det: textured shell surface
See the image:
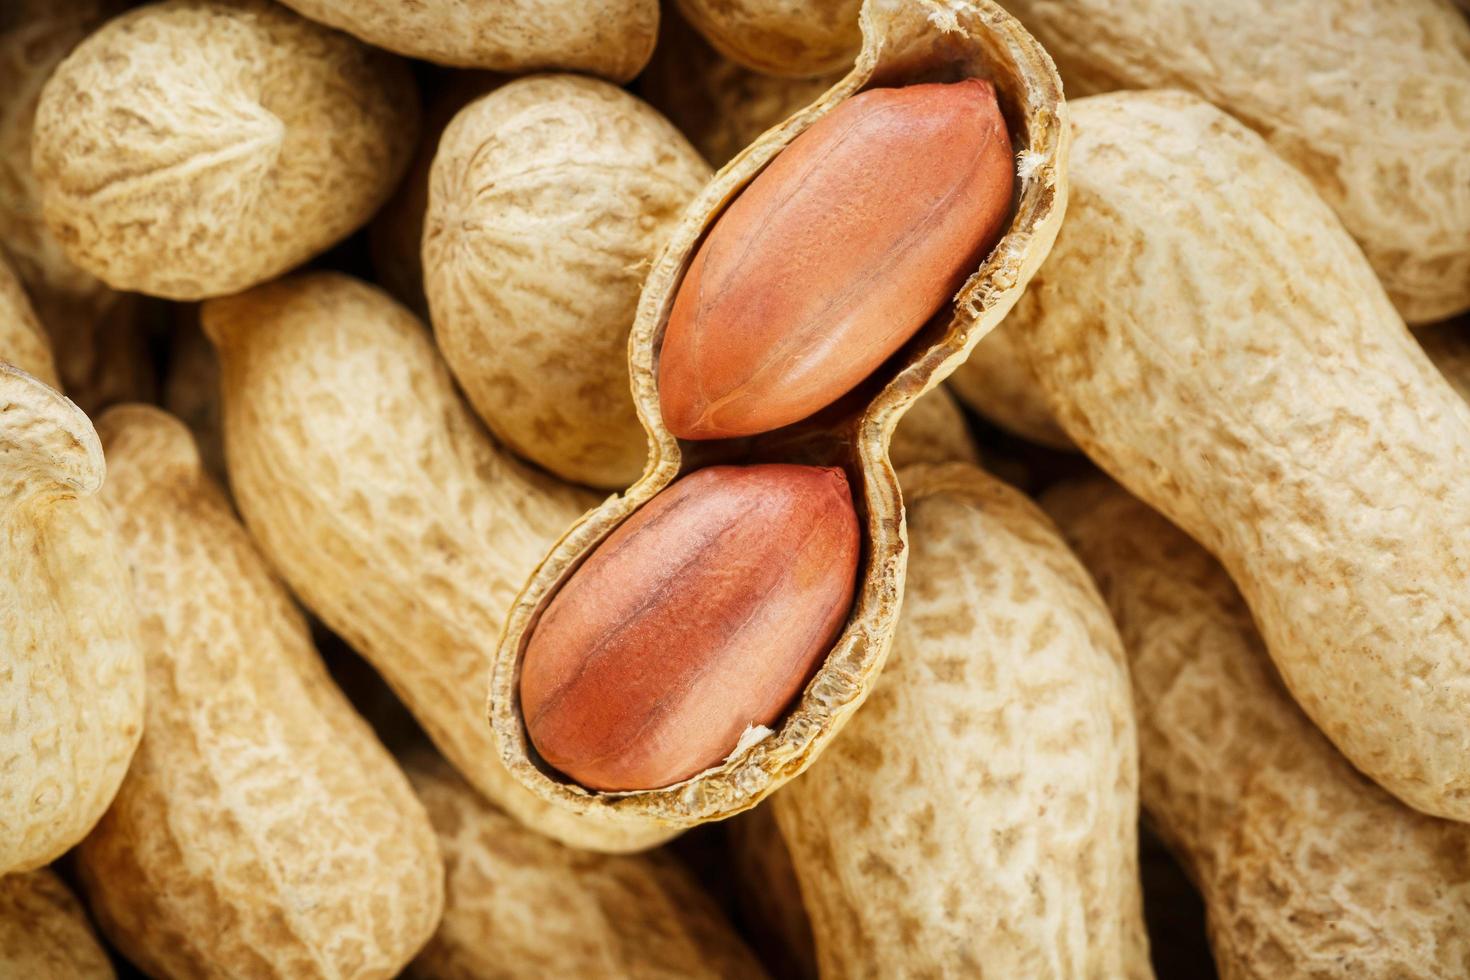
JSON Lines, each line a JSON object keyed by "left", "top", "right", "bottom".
{"left": 424, "top": 74, "right": 711, "bottom": 489}
{"left": 641, "top": 9, "right": 843, "bottom": 169}
{"left": 674, "top": 0, "right": 862, "bottom": 77}
{"left": 274, "top": 0, "right": 657, "bottom": 79}
{"left": 1019, "top": 90, "right": 1470, "bottom": 822}
{"left": 0, "top": 252, "right": 59, "bottom": 386}
{"left": 204, "top": 272, "right": 671, "bottom": 853}
{"left": 950, "top": 316, "right": 1073, "bottom": 450}
{"left": 774, "top": 462, "right": 1151, "bottom": 979}
{"left": 404, "top": 752, "right": 766, "bottom": 979}
{"left": 80, "top": 405, "right": 444, "bottom": 980}
{"left": 491, "top": 0, "right": 1070, "bottom": 833}
{"left": 0, "top": 868, "right": 115, "bottom": 979}
{"left": 0, "top": 363, "right": 144, "bottom": 875}
{"left": 1048, "top": 476, "right": 1470, "bottom": 979}
{"left": 1000, "top": 0, "right": 1470, "bottom": 324}
{"left": 30, "top": 0, "right": 418, "bottom": 300}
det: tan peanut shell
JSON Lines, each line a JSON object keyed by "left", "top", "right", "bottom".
{"left": 80, "top": 405, "right": 443, "bottom": 979}
{"left": 274, "top": 0, "right": 656, "bottom": 80}
{"left": 1048, "top": 476, "right": 1470, "bottom": 978}
{"left": 641, "top": 9, "right": 842, "bottom": 169}
{"left": 885, "top": 384, "right": 980, "bottom": 470}
{"left": 491, "top": 0, "right": 1069, "bottom": 832}
{"left": 0, "top": 252, "right": 59, "bottom": 385}
{"left": 674, "top": 0, "right": 861, "bottom": 77}
{"left": 1016, "top": 91, "right": 1470, "bottom": 821}
{"left": 424, "top": 74, "right": 711, "bottom": 489}
{"left": 403, "top": 750, "right": 766, "bottom": 979}
{"left": 950, "top": 319, "right": 1073, "bottom": 450}
{"left": 773, "top": 462, "right": 1151, "bottom": 978}
{"left": 204, "top": 272, "right": 673, "bottom": 853}
{"left": 999, "top": 0, "right": 1470, "bottom": 324}
{"left": 0, "top": 364, "right": 144, "bottom": 875}
{"left": 0, "top": 868, "right": 114, "bottom": 979}
{"left": 31, "top": 0, "right": 418, "bottom": 301}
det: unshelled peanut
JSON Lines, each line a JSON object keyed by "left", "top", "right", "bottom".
{"left": 659, "top": 80, "right": 1014, "bottom": 440}
{"left": 522, "top": 463, "right": 860, "bottom": 791}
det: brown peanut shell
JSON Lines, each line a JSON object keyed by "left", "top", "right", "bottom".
{"left": 774, "top": 463, "right": 1151, "bottom": 978}
{"left": 1017, "top": 91, "right": 1470, "bottom": 821}
{"left": 81, "top": 405, "right": 444, "bottom": 979}
{"left": 1048, "top": 476, "right": 1470, "bottom": 979}
{"left": 0, "top": 252, "right": 58, "bottom": 386}
{"left": 0, "top": 868, "right": 114, "bottom": 979}
{"left": 0, "top": 363, "right": 144, "bottom": 874}
{"left": 404, "top": 750, "right": 766, "bottom": 979}
{"left": 999, "top": 0, "right": 1470, "bottom": 324}
{"left": 205, "top": 272, "right": 673, "bottom": 853}
{"left": 275, "top": 0, "right": 657, "bottom": 80}
{"left": 673, "top": 0, "right": 861, "bottom": 78}
{"left": 424, "top": 74, "right": 711, "bottom": 489}
{"left": 491, "top": 0, "right": 1068, "bottom": 831}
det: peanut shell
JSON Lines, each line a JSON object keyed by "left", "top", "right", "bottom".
{"left": 424, "top": 74, "right": 710, "bottom": 489}
{"left": 999, "top": 0, "right": 1470, "bottom": 324}
{"left": 774, "top": 462, "right": 1151, "bottom": 978}
{"left": 80, "top": 405, "right": 444, "bottom": 979}
{"left": 1018, "top": 91, "right": 1470, "bottom": 821}
{"left": 950, "top": 318, "right": 1073, "bottom": 450}
{"left": 205, "top": 272, "right": 673, "bottom": 852}
{"left": 0, "top": 363, "right": 144, "bottom": 874}
{"left": 886, "top": 383, "right": 980, "bottom": 470}
{"left": 1048, "top": 475, "right": 1470, "bottom": 978}
{"left": 0, "top": 868, "right": 114, "bottom": 979}
{"left": 31, "top": 0, "right": 418, "bottom": 300}
{"left": 674, "top": 0, "right": 861, "bottom": 77}
{"left": 404, "top": 751, "right": 766, "bottom": 979}
{"left": 491, "top": 0, "right": 1068, "bottom": 831}
{"left": 0, "top": 252, "right": 58, "bottom": 386}
{"left": 274, "top": 0, "right": 657, "bottom": 80}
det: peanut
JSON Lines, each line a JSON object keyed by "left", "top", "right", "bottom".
{"left": 0, "top": 869, "right": 114, "bottom": 979}
{"left": 886, "top": 384, "right": 981, "bottom": 470}
{"left": 0, "top": 362, "right": 144, "bottom": 875}
{"left": 1048, "top": 475, "right": 1470, "bottom": 978}
{"left": 999, "top": 0, "right": 1470, "bottom": 324}
{"left": 424, "top": 75, "right": 710, "bottom": 488}
{"left": 522, "top": 463, "right": 860, "bottom": 791}
{"left": 81, "top": 405, "right": 443, "bottom": 979}
{"left": 674, "top": 0, "right": 860, "bottom": 77}
{"left": 490, "top": 0, "right": 1068, "bottom": 829}
{"left": 774, "top": 463, "right": 1151, "bottom": 978}
{"left": 642, "top": 8, "right": 842, "bottom": 168}
{"left": 404, "top": 750, "right": 767, "bottom": 979}
{"left": 658, "top": 80, "right": 1014, "bottom": 440}
{"left": 31, "top": 0, "right": 418, "bottom": 300}
{"left": 274, "top": 0, "right": 657, "bottom": 81}
{"left": 1016, "top": 91, "right": 1470, "bottom": 821}
{"left": 203, "top": 272, "right": 671, "bottom": 852}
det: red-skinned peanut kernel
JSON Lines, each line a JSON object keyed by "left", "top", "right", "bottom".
{"left": 520, "top": 463, "right": 862, "bottom": 791}
{"left": 658, "top": 79, "right": 1015, "bottom": 440}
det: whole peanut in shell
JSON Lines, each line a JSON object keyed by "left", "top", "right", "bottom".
{"left": 999, "top": 0, "right": 1470, "bottom": 324}
{"left": 30, "top": 0, "right": 418, "bottom": 301}
{"left": 0, "top": 363, "right": 144, "bottom": 876}
{"left": 424, "top": 74, "right": 710, "bottom": 489}
{"left": 274, "top": 0, "right": 657, "bottom": 80}
{"left": 0, "top": 869, "right": 114, "bottom": 979}
{"left": 658, "top": 79, "right": 1015, "bottom": 440}
{"left": 81, "top": 405, "right": 444, "bottom": 980}
{"left": 404, "top": 751, "right": 767, "bottom": 979}
{"left": 521, "top": 463, "right": 860, "bottom": 791}
{"left": 774, "top": 463, "right": 1151, "bottom": 978}
{"left": 204, "top": 272, "right": 671, "bottom": 852}
{"left": 1049, "top": 476, "right": 1470, "bottom": 978}
{"left": 1016, "top": 91, "right": 1470, "bottom": 821}
{"left": 674, "top": 0, "right": 860, "bottom": 77}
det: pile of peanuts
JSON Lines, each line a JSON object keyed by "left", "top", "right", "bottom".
{"left": 3, "top": 0, "right": 1468, "bottom": 977}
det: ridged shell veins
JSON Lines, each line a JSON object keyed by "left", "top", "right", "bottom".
{"left": 658, "top": 79, "right": 1015, "bottom": 440}
{"left": 520, "top": 463, "right": 861, "bottom": 791}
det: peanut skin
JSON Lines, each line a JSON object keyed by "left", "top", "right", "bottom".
{"left": 521, "top": 463, "right": 860, "bottom": 791}
{"left": 658, "top": 80, "right": 1014, "bottom": 439}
